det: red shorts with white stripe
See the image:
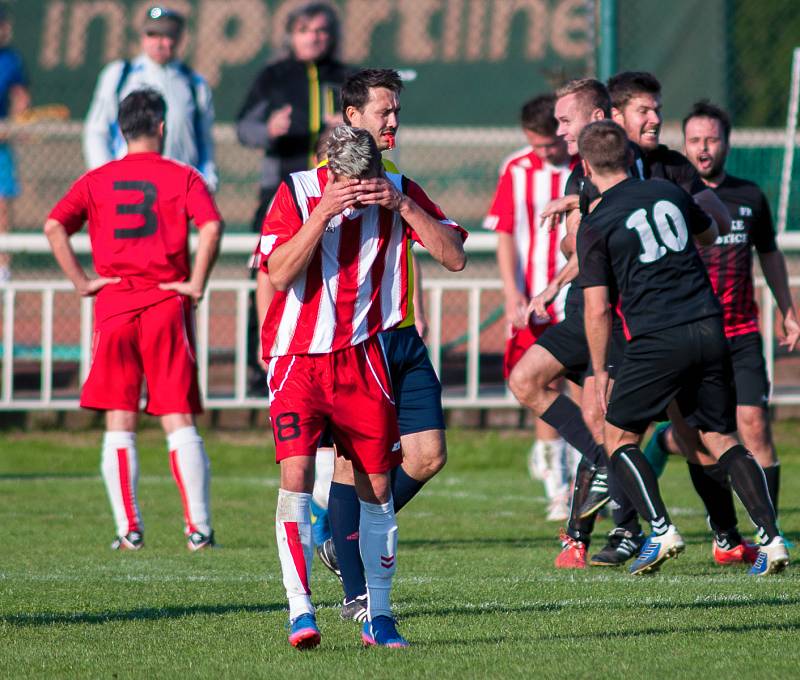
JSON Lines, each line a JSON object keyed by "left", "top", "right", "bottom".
{"left": 503, "top": 320, "right": 554, "bottom": 379}
{"left": 267, "top": 335, "right": 402, "bottom": 474}
{"left": 80, "top": 296, "right": 202, "bottom": 415}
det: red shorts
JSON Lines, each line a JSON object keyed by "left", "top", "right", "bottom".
{"left": 503, "top": 320, "right": 553, "bottom": 379}
{"left": 81, "top": 296, "right": 202, "bottom": 415}
{"left": 267, "top": 335, "right": 402, "bottom": 474}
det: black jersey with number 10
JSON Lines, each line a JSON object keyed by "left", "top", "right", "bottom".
{"left": 576, "top": 177, "right": 722, "bottom": 339}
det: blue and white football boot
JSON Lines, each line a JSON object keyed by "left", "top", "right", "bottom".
{"left": 629, "top": 525, "right": 685, "bottom": 575}
{"left": 749, "top": 536, "right": 789, "bottom": 576}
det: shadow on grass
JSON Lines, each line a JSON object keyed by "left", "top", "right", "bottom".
{"left": 543, "top": 619, "right": 800, "bottom": 642}
{"left": 3, "top": 602, "right": 289, "bottom": 627}
{"left": 400, "top": 536, "right": 565, "bottom": 550}
{"left": 411, "top": 620, "right": 800, "bottom": 648}
{"left": 401, "top": 595, "right": 800, "bottom": 620}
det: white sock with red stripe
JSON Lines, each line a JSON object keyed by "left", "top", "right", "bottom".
{"left": 359, "top": 498, "right": 397, "bottom": 620}
{"left": 312, "top": 447, "right": 335, "bottom": 510}
{"left": 276, "top": 489, "right": 315, "bottom": 620}
{"left": 101, "top": 431, "right": 141, "bottom": 537}
{"left": 167, "top": 427, "right": 211, "bottom": 536}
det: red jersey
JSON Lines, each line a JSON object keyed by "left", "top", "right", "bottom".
{"left": 259, "top": 166, "right": 465, "bottom": 358}
{"left": 49, "top": 152, "right": 221, "bottom": 325}
{"left": 697, "top": 175, "right": 777, "bottom": 337}
{"left": 483, "top": 147, "right": 578, "bottom": 322}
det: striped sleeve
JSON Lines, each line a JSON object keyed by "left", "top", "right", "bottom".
{"left": 483, "top": 169, "right": 515, "bottom": 233}
{"left": 259, "top": 181, "right": 302, "bottom": 271}
{"left": 403, "top": 177, "right": 467, "bottom": 244}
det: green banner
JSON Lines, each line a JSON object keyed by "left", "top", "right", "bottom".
{"left": 13, "top": 0, "right": 594, "bottom": 125}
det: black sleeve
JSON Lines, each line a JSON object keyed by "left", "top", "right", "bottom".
{"left": 685, "top": 191, "right": 713, "bottom": 235}
{"left": 752, "top": 189, "right": 778, "bottom": 253}
{"left": 668, "top": 156, "right": 706, "bottom": 195}
{"left": 576, "top": 224, "right": 612, "bottom": 288}
{"left": 236, "top": 67, "right": 272, "bottom": 121}
{"left": 566, "top": 166, "right": 600, "bottom": 215}
{"left": 565, "top": 166, "right": 582, "bottom": 196}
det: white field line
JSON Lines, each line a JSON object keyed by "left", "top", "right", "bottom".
{"left": 0, "top": 475, "right": 280, "bottom": 486}
{"left": 1, "top": 569, "right": 785, "bottom": 589}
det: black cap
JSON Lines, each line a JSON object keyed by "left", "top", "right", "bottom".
{"left": 143, "top": 6, "right": 185, "bottom": 38}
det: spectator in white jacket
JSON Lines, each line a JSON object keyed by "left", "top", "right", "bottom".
{"left": 83, "top": 6, "right": 217, "bottom": 191}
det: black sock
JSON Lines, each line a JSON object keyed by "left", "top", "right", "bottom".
{"left": 566, "top": 458, "right": 596, "bottom": 545}
{"left": 609, "top": 464, "right": 642, "bottom": 534}
{"left": 540, "top": 395, "right": 606, "bottom": 467}
{"left": 713, "top": 528, "right": 744, "bottom": 550}
{"left": 687, "top": 462, "right": 738, "bottom": 533}
{"left": 328, "top": 482, "right": 366, "bottom": 600}
{"left": 391, "top": 465, "right": 426, "bottom": 513}
{"left": 763, "top": 463, "right": 780, "bottom": 516}
{"left": 609, "top": 445, "right": 671, "bottom": 533}
{"left": 610, "top": 495, "right": 643, "bottom": 534}
{"left": 718, "top": 445, "right": 779, "bottom": 543}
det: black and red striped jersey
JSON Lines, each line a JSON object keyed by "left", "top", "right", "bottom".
{"left": 696, "top": 174, "right": 777, "bottom": 337}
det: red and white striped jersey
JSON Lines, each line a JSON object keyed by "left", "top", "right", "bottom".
{"left": 259, "top": 165, "right": 465, "bottom": 357}
{"left": 483, "top": 147, "right": 578, "bottom": 321}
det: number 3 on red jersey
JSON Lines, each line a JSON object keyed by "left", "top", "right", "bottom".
{"left": 114, "top": 180, "right": 158, "bottom": 239}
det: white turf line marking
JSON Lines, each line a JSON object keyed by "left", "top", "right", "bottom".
{"left": 1, "top": 570, "right": 788, "bottom": 588}
{"left": 0, "top": 476, "right": 280, "bottom": 487}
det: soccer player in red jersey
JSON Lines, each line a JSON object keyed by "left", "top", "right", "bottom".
{"left": 44, "top": 89, "right": 223, "bottom": 552}
{"left": 259, "top": 125, "right": 465, "bottom": 649}
{"left": 307, "top": 70, "right": 465, "bottom": 626}
{"left": 484, "top": 93, "right": 579, "bottom": 520}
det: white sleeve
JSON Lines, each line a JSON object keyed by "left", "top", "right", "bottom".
{"left": 82, "top": 61, "right": 124, "bottom": 169}
{"left": 195, "top": 76, "right": 218, "bottom": 192}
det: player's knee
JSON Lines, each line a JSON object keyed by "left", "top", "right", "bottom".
{"left": 738, "top": 407, "right": 768, "bottom": 440}
{"left": 509, "top": 364, "right": 545, "bottom": 405}
{"left": 420, "top": 446, "right": 447, "bottom": 477}
{"left": 280, "top": 457, "right": 315, "bottom": 492}
{"left": 581, "top": 402, "right": 603, "bottom": 440}
{"left": 400, "top": 430, "right": 447, "bottom": 479}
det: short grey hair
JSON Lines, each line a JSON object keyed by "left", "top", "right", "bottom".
{"left": 326, "top": 126, "right": 383, "bottom": 179}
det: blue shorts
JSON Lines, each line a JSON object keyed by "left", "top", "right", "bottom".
{"left": 379, "top": 325, "right": 445, "bottom": 435}
{"left": 0, "top": 144, "right": 19, "bottom": 198}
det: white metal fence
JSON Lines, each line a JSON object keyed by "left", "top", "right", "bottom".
{"left": 2, "top": 234, "right": 800, "bottom": 411}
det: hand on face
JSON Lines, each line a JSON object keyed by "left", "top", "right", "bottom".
{"left": 317, "top": 176, "right": 361, "bottom": 220}
{"left": 352, "top": 177, "right": 404, "bottom": 211}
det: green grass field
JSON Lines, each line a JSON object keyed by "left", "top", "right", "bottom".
{"left": 1, "top": 422, "right": 799, "bottom": 678}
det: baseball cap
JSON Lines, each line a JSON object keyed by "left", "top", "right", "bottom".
{"left": 142, "top": 6, "right": 185, "bottom": 38}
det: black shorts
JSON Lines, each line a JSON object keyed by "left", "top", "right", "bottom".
{"left": 606, "top": 316, "right": 737, "bottom": 435}
{"left": 535, "top": 309, "right": 626, "bottom": 386}
{"left": 729, "top": 331, "right": 770, "bottom": 407}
